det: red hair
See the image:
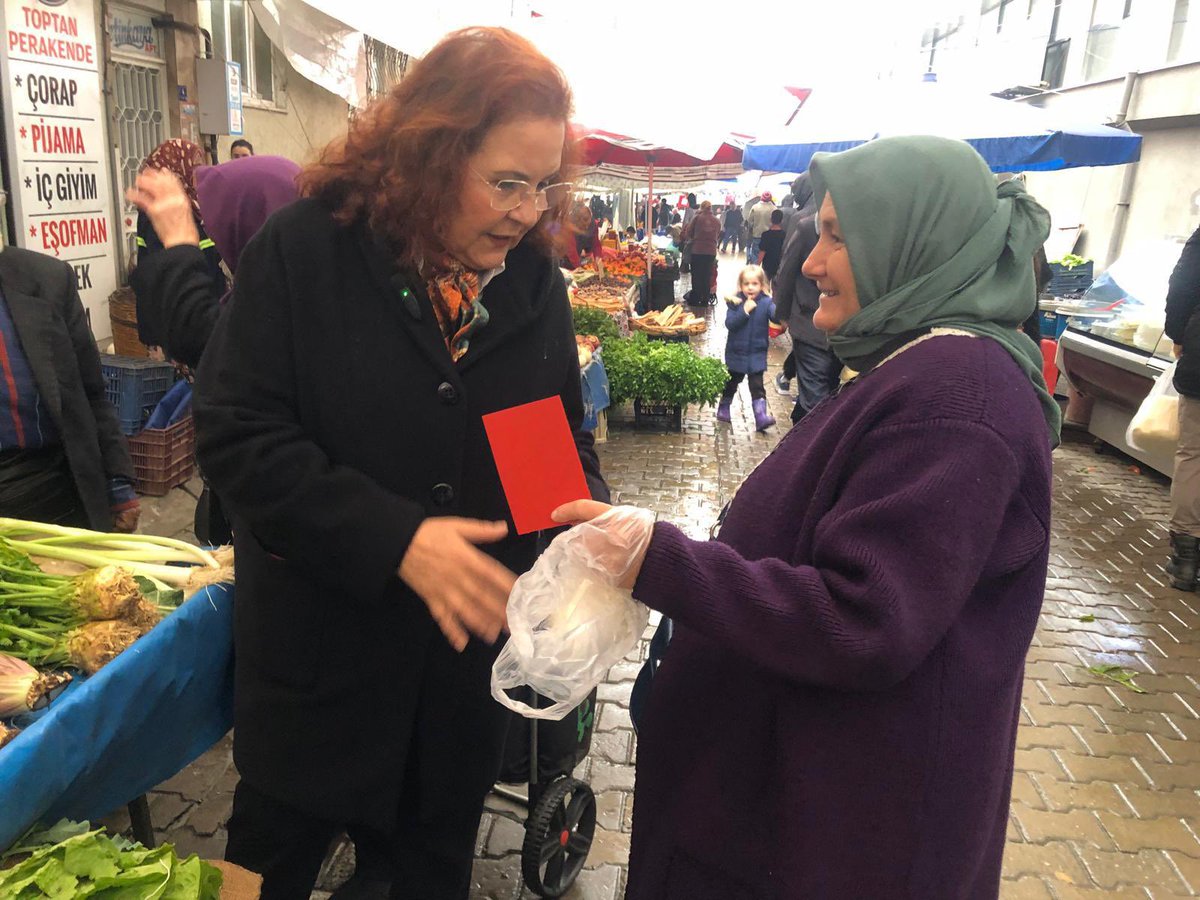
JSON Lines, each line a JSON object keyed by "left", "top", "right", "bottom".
{"left": 299, "top": 27, "right": 576, "bottom": 267}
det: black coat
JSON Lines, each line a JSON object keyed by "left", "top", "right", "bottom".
{"left": 772, "top": 212, "right": 824, "bottom": 348}
{"left": 1166, "top": 227, "right": 1200, "bottom": 398}
{"left": 0, "top": 248, "right": 133, "bottom": 529}
{"left": 193, "top": 198, "right": 608, "bottom": 830}
{"left": 132, "top": 211, "right": 225, "bottom": 347}
{"left": 131, "top": 244, "right": 221, "bottom": 369}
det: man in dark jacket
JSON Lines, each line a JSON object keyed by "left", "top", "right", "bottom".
{"left": 1163, "top": 226, "right": 1200, "bottom": 589}
{"left": 720, "top": 203, "right": 743, "bottom": 254}
{"left": 0, "top": 247, "right": 138, "bottom": 531}
{"left": 772, "top": 173, "right": 842, "bottom": 424}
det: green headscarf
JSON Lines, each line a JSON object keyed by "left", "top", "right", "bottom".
{"left": 808, "top": 135, "right": 1061, "bottom": 447}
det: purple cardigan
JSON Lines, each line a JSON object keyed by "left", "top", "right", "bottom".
{"left": 627, "top": 334, "right": 1052, "bottom": 899}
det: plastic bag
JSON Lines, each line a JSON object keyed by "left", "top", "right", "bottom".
{"left": 1127, "top": 362, "right": 1179, "bottom": 456}
{"left": 491, "top": 506, "right": 655, "bottom": 721}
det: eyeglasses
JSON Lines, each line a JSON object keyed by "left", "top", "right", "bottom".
{"left": 473, "top": 169, "right": 573, "bottom": 212}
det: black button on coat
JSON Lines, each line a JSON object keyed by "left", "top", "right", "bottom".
{"left": 194, "top": 198, "right": 608, "bottom": 831}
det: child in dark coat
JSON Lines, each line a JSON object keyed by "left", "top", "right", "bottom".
{"left": 718, "top": 264, "right": 777, "bottom": 431}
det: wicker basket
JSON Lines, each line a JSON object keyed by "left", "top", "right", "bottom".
{"left": 629, "top": 318, "right": 706, "bottom": 337}
{"left": 108, "top": 287, "right": 149, "bottom": 358}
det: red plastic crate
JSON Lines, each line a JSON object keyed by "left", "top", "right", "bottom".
{"left": 128, "top": 416, "right": 195, "bottom": 496}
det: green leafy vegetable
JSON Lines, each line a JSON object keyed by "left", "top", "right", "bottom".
{"left": 1087, "top": 664, "right": 1146, "bottom": 693}
{"left": 571, "top": 306, "right": 621, "bottom": 346}
{"left": 1050, "top": 253, "right": 1091, "bottom": 270}
{"left": 603, "top": 333, "right": 728, "bottom": 407}
{"left": 1079, "top": 614, "right": 1096, "bottom": 622}
{"left": 0, "top": 820, "right": 222, "bottom": 899}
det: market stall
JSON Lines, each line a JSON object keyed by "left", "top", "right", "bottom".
{"left": 0, "top": 525, "right": 235, "bottom": 852}
{"left": 573, "top": 128, "right": 742, "bottom": 310}
{"left": 743, "top": 80, "right": 1143, "bottom": 173}
{"left": 1055, "top": 241, "right": 1186, "bottom": 475}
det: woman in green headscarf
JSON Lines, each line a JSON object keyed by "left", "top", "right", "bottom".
{"left": 552, "top": 135, "right": 1057, "bottom": 898}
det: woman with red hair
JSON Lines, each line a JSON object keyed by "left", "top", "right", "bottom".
{"left": 194, "top": 28, "right": 607, "bottom": 898}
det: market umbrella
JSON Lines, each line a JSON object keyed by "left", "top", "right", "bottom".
{"left": 743, "top": 81, "right": 1143, "bottom": 173}
{"left": 572, "top": 127, "right": 749, "bottom": 290}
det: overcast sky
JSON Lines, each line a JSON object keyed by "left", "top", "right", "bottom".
{"left": 309, "top": 0, "right": 967, "bottom": 89}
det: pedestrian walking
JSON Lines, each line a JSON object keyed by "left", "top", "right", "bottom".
{"left": 194, "top": 28, "right": 608, "bottom": 899}
{"left": 719, "top": 202, "right": 743, "bottom": 254}
{"left": 551, "top": 135, "right": 1057, "bottom": 900}
{"left": 745, "top": 190, "right": 777, "bottom": 264}
{"left": 682, "top": 200, "right": 721, "bottom": 306}
{"left": 717, "top": 264, "right": 776, "bottom": 432}
{"left": 757, "top": 208, "right": 786, "bottom": 284}
{"left": 1164, "top": 224, "right": 1200, "bottom": 590}
{"left": 679, "top": 193, "right": 698, "bottom": 273}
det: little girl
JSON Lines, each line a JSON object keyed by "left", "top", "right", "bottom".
{"left": 718, "top": 264, "right": 777, "bottom": 431}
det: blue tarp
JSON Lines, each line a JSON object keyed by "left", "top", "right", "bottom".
{"left": 744, "top": 83, "right": 1142, "bottom": 174}
{"left": 580, "top": 355, "right": 610, "bottom": 432}
{"left": 0, "top": 584, "right": 235, "bottom": 850}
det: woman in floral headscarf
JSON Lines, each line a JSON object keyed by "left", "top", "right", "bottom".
{"left": 130, "top": 139, "right": 226, "bottom": 347}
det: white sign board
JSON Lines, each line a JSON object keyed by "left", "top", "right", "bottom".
{"left": 1, "top": 0, "right": 118, "bottom": 340}
{"left": 225, "top": 60, "right": 243, "bottom": 136}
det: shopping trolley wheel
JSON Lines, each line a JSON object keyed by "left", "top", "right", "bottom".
{"left": 521, "top": 776, "right": 596, "bottom": 898}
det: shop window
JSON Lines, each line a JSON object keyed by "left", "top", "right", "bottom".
{"left": 1083, "top": 0, "right": 1129, "bottom": 80}
{"left": 1042, "top": 36, "right": 1071, "bottom": 86}
{"left": 197, "top": 1, "right": 275, "bottom": 103}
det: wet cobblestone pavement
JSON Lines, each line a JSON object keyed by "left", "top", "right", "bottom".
{"left": 124, "top": 251, "right": 1200, "bottom": 898}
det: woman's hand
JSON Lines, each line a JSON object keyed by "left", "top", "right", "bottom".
{"left": 126, "top": 169, "right": 200, "bottom": 248}
{"left": 552, "top": 501, "right": 651, "bottom": 591}
{"left": 551, "top": 499, "right": 612, "bottom": 525}
{"left": 398, "top": 517, "right": 515, "bottom": 651}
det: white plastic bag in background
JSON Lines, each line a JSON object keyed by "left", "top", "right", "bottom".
{"left": 491, "top": 506, "right": 655, "bottom": 720}
{"left": 1127, "top": 361, "right": 1180, "bottom": 457}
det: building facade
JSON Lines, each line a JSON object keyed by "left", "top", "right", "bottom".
{"left": 0, "top": 0, "right": 391, "bottom": 341}
{"left": 915, "top": 0, "right": 1200, "bottom": 265}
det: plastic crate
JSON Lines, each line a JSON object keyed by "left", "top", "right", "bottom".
{"left": 128, "top": 416, "right": 195, "bottom": 496}
{"left": 101, "top": 355, "right": 176, "bottom": 435}
{"left": 1047, "top": 261, "right": 1094, "bottom": 296}
{"left": 633, "top": 399, "right": 683, "bottom": 432}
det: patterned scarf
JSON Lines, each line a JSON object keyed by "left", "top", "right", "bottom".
{"left": 143, "top": 139, "right": 207, "bottom": 215}
{"left": 425, "top": 260, "right": 490, "bottom": 362}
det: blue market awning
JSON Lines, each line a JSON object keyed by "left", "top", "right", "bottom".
{"left": 744, "top": 83, "right": 1142, "bottom": 174}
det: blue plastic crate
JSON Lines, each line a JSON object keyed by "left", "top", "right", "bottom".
{"left": 1047, "top": 261, "right": 1094, "bottom": 296}
{"left": 101, "top": 355, "right": 176, "bottom": 435}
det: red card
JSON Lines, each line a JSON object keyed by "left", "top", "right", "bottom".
{"left": 483, "top": 396, "right": 590, "bottom": 534}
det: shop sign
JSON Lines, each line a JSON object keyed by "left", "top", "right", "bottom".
{"left": 0, "top": 0, "right": 118, "bottom": 339}
{"left": 225, "top": 60, "right": 243, "bottom": 136}
{"left": 107, "top": 8, "right": 159, "bottom": 60}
